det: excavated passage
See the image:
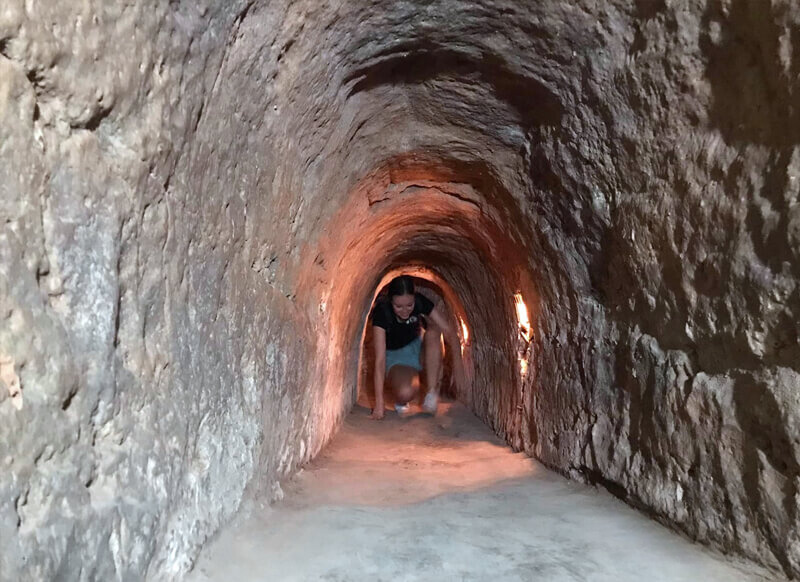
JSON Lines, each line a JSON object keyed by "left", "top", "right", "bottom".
{"left": 1, "top": 1, "right": 799, "bottom": 580}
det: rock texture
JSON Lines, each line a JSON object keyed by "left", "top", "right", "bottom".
{"left": 1, "top": 0, "right": 798, "bottom": 580}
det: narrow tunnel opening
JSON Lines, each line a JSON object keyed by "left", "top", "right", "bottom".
{"left": 352, "top": 264, "right": 539, "bottom": 430}
{"left": 309, "top": 159, "right": 543, "bottom": 451}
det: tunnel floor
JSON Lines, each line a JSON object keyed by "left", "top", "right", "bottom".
{"left": 187, "top": 399, "right": 776, "bottom": 582}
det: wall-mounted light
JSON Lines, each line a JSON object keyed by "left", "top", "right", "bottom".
{"left": 518, "top": 356, "right": 529, "bottom": 378}
{"left": 514, "top": 292, "right": 532, "bottom": 378}
{"left": 514, "top": 292, "right": 531, "bottom": 343}
{"left": 459, "top": 316, "right": 470, "bottom": 355}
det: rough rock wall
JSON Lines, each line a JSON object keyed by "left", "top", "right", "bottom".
{"left": 0, "top": 2, "right": 324, "bottom": 579}
{"left": 518, "top": 3, "right": 800, "bottom": 576}
{"left": 2, "top": 0, "right": 799, "bottom": 580}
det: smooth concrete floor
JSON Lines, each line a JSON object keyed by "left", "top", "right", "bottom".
{"left": 187, "top": 399, "right": 779, "bottom": 582}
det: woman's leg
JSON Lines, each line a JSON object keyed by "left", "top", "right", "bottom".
{"left": 387, "top": 365, "right": 420, "bottom": 405}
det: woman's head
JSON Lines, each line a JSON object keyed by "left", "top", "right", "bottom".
{"left": 387, "top": 275, "right": 415, "bottom": 320}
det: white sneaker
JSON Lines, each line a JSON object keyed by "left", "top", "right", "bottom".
{"left": 395, "top": 403, "right": 411, "bottom": 416}
{"left": 422, "top": 391, "right": 438, "bottom": 414}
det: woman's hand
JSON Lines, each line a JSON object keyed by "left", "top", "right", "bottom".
{"left": 370, "top": 408, "right": 385, "bottom": 420}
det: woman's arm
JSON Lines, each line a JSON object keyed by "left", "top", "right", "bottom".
{"left": 426, "top": 304, "right": 467, "bottom": 394}
{"left": 427, "top": 305, "right": 458, "bottom": 346}
{"left": 371, "top": 326, "right": 387, "bottom": 420}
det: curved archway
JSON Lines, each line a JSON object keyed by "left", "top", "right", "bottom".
{"left": 300, "top": 153, "right": 541, "bottom": 453}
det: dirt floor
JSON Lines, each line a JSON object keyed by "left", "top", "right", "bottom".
{"left": 187, "top": 398, "right": 779, "bottom": 582}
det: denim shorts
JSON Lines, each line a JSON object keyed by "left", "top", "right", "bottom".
{"left": 385, "top": 336, "right": 423, "bottom": 372}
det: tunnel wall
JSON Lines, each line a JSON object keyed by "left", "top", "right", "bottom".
{"left": 0, "top": 2, "right": 318, "bottom": 579}
{"left": 511, "top": 4, "right": 800, "bottom": 576}
{"left": 1, "top": 1, "right": 799, "bottom": 580}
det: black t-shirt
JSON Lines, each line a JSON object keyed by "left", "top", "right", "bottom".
{"left": 371, "top": 293, "right": 435, "bottom": 350}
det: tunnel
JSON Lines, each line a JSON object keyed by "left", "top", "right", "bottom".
{"left": 1, "top": 1, "right": 799, "bottom": 580}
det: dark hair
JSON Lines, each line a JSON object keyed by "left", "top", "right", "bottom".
{"left": 387, "top": 275, "right": 415, "bottom": 299}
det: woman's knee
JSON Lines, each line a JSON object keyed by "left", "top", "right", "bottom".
{"left": 395, "top": 377, "right": 418, "bottom": 403}
{"left": 389, "top": 367, "right": 417, "bottom": 398}
{"left": 395, "top": 387, "right": 414, "bottom": 404}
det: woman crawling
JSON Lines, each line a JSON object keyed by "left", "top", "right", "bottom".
{"left": 369, "top": 275, "right": 454, "bottom": 419}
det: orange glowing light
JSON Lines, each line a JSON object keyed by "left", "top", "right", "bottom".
{"left": 514, "top": 292, "right": 531, "bottom": 342}
{"left": 459, "top": 317, "right": 470, "bottom": 356}
{"left": 519, "top": 356, "right": 528, "bottom": 378}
